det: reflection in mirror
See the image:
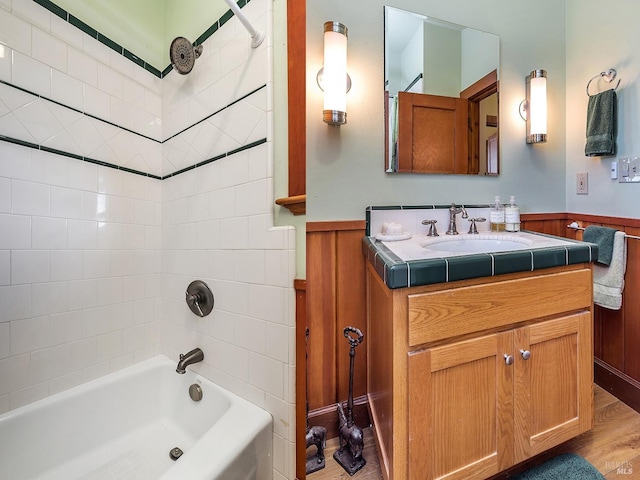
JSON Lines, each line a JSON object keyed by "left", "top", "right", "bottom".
{"left": 384, "top": 6, "right": 500, "bottom": 175}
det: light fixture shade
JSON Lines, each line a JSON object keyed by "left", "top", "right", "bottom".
{"left": 322, "top": 21, "right": 348, "bottom": 125}
{"left": 525, "top": 69, "right": 547, "bottom": 143}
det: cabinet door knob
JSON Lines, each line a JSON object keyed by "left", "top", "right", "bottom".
{"left": 520, "top": 349, "right": 531, "bottom": 360}
{"left": 504, "top": 354, "right": 514, "bottom": 365}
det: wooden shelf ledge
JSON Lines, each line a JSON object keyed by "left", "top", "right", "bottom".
{"left": 275, "top": 194, "right": 306, "bottom": 215}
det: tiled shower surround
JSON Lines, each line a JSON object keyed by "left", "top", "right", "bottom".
{"left": 0, "top": 0, "right": 295, "bottom": 478}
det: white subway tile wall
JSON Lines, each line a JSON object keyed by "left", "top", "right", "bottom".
{"left": 0, "top": 144, "right": 163, "bottom": 397}
{"left": 0, "top": 0, "right": 295, "bottom": 478}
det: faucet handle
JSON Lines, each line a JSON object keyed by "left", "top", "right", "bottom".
{"left": 468, "top": 217, "right": 486, "bottom": 234}
{"left": 421, "top": 219, "right": 439, "bottom": 237}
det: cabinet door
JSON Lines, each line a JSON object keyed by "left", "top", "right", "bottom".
{"left": 408, "top": 331, "right": 514, "bottom": 480}
{"left": 513, "top": 312, "right": 593, "bottom": 462}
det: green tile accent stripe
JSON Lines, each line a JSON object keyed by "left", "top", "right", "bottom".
{"left": 0, "top": 133, "right": 267, "bottom": 181}
{"left": 219, "top": 9, "right": 235, "bottom": 27}
{"left": 32, "top": 0, "right": 66, "bottom": 20}
{"left": 0, "top": 134, "right": 161, "bottom": 179}
{"left": 190, "top": 1, "right": 255, "bottom": 58}
{"left": 161, "top": 138, "right": 267, "bottom": 179}
{"left": 97, "top": 33, "right": 121, "bottom": 52}
{"left": 0, "top": 79, "right": 268, "bottom": 179}
{"left": 69, "top": 14, "right": 97, "bottom": 38}
{"left": 163, "top": 84, "right": 267, "bottom": 144}
{"left": 34, "top": 0, "right": 254, "bottom": 78}
{"left": 161, "top": 65, "right": 173, "bottom": 78}
{"left": 0, "top": 79, "right": 161, "bottom": 145}
{"left": 362, "top": 235, "right": 598, "bottom": 289}
{"left": 0, "top": 79, "right": 266, "bottom": 151}
{"left": 196, "top": 23, "right": 220, "bottom": 48}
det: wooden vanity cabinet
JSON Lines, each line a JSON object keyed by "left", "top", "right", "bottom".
{"left": 366, "top": 263, "right": 594, "bottom": 480}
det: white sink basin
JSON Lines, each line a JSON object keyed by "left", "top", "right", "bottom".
{"left": 379, "top": 232, "right": 575, "bottom": 261}
{"left": 421, "top": 234, "right": 533, "bottom": 254}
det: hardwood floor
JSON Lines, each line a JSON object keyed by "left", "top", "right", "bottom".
{"left": 307, "top": 385, "right": 640, "bottom": 480}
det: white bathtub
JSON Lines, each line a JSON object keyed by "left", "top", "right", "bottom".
{"left": 0, "top": 355, "right": 272, "bottom": 480}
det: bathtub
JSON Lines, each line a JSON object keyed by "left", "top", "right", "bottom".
{"left": 0, "top": 355, "right": 272, "bottom": 480}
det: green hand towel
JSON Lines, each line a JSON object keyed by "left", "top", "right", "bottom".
{"left": 585, "top": 89, "right": 617, "bottom": 157}
{"left": 583, "top": 225, "right": 617, "bottom": 265}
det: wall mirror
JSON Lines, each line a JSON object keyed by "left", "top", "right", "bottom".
{"left": 384, "top": 6, "right": 500, "bottom": 175}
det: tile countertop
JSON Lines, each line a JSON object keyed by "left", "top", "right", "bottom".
{"left": 363, "top": 205, "right": 598, "bottom": 289}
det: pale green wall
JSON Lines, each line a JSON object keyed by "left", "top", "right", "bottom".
{"left": 423, "top": 23, "right": 461, "bottom": 97}
{"left": 461, "top": 28, "right": 500, "bottom": 90}
{"left": 306, "top": 0, "right": 567, "bottom": 221}
{"left": 565, "top": 0, "right": 640, "bottom": 219}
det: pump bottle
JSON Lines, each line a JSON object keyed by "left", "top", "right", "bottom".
{"left": 505, "top": 195, "right": 521, "bottom": 232}
{"left": 489, "top": 196, "right": 505, "bottom": 232}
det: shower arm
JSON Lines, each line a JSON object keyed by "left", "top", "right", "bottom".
{"left": 223, "top": 0, "right": 265, "bottom": 48}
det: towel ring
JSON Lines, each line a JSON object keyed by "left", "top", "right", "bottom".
{"left": 586, "top": 68, "right": 621, "bottom": 96}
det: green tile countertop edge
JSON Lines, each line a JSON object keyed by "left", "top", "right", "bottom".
{"left": 362, "top": 233, "right": 599, "bottom": 289}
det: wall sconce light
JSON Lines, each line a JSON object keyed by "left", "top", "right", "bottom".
{"left": 317, "top": 21, "right": 350, "bottom": 126}
{"left": 519, "top": 69, "right": 547, "bottom": 143}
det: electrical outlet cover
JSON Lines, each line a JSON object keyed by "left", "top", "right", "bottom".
{"left": 576, "top": 172, "right": 588, "bottom": 194}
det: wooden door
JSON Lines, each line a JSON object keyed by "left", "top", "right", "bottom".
{"left": 407, "top": 331, "right": 514, "bottom": 480}
{"left": 513, "top": 312, "right": 593, "bottom": 463}
{"left": 396, "top": 92, "right": 469, "bottom": 174}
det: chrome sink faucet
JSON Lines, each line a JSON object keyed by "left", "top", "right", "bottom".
{"left": 176, "top": 347, "right": 204, "bottom": 374}
{"left": 446, "top": 203, "right": 468, "bottom": 235}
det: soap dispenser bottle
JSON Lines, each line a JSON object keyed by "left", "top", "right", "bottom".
{"left": 489, "top": 195, "right": 505, "bottom": 232}
{"left": 505, "top": 195, "right": 521, "bottom": 232}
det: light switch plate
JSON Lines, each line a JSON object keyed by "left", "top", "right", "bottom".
{"left": 619, "top": 157, "right": 640, "bottom": 183}
{"left": 576, "top": 172, "right": 588, "bottom": 194}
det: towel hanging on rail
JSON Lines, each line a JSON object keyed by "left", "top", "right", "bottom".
{"left": 592, "top": 230, "right": 626, "bottom": 310}
{"left": 585, "top": 89, "right": 617, "bottom": 157}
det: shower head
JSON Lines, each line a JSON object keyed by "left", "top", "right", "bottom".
{"left": 169, "top": 37, "right": 203, "bottom": 75}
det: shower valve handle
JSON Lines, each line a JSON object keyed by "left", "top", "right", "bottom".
{"left": 185, "top": 280, "right": 214, "bottom": 317}
{"left": 186, "top": 293, "right": 204, "bottom": 317}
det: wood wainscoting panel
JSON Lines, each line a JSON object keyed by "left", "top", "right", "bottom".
{"left": 336, "top": 228, "right": 368, "bottom": 402}
{"left": 306, "top": 229, "right": 338, "bottom": 409}
{"left": 623, "top": 226, "right": 640, "bottom": 378}
{"left": 525, "top": 213, "right": 640, "bottom": 413}
{"left": 305, "top": 220, "right": 368, "bottom": 409}
{"left": 520, "top": 213, "right": 570, "bottom": 237}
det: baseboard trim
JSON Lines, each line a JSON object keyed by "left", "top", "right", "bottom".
{"left": 594, "top": 358, "right": 640, "bottom": 413}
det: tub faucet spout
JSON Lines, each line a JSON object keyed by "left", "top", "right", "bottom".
{"left": 176, "top": 348, "right": 204, "bottom": 374}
